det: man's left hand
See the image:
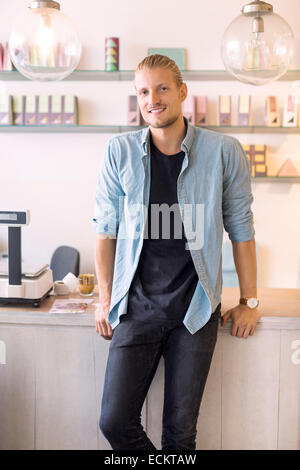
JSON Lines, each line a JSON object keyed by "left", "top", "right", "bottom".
{"left": 221, "top": 304, "right": 260, "bottom": 339}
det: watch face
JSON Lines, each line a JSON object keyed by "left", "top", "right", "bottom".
{"left": 247, "top": 298, "right": 259, "bottom": 308}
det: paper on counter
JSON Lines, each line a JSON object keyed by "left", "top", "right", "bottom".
{"left": 62, "top": 272, "right": 79, "bottom": 292}
{"left": 49, "top": 298, "right": 94, "bottom": 314}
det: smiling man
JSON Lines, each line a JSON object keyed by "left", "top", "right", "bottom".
{"left": 93, "top": 54, "right": 260, "bottom": 450}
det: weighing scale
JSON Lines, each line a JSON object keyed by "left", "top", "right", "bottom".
{"left": 0, "top": 210, "right": 53, "bottom": 307}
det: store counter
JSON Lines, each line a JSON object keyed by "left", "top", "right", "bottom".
{"left": 0, "top": 287, "right": 299, "bottom": 450}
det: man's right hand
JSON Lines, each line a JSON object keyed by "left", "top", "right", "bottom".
{"left": 95, "top": 304, "right": 113, "bottom": 340}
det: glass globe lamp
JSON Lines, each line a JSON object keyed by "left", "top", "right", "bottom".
{"left": 221, "top": 1, "right": 294, "bottom": 85}
{"left": 8, "top": 1, "right": 82, "bottom": 81}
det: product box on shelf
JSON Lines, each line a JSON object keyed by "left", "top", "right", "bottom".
{"left": 37, "top": 95, "right": 51, "bottom": 125}
{"left": 50, "top": 95, "right": 63, "bottom": 125}
{"left": 283, "top": 95, "right": 297, "bottom": 127}
{"left": 243, "top": 144, "right": 268, "bottom": 177}
{"left": 11, "top": 95, "right": 79, "bottom": 126}
{"left": 62, "top": 95, "right": 78, "bottom": 125}
{"left": 182, "top": 94, "right": 196, "bottom": 125}
{"left": 127, "top": 95, "right": 141, "bottom": 126}
{"left": 25, "top": 95, "right": 38, "bottom": 125}
{"left": 265, "top": 96, "right": 280, "bottom": 127}
{"left": 238, "top": 95, "right": 252, "bottom": 126}
{"left": 253, "top": 144, "right": 268, "bottom": 176}
{"left": 12, "top": 95, "right": 25, "bottom": 125}
{"left": 277, "top": 158, "right": 299, "bottom": 176}
{"left": 195, "top": 96, "right": 208, "bottom": 126}
{"left": 218, "top": 95, "right": 231, "bottom": 126}
{"left": 105, "top": 37, "right": 119, "bottom": 72}
{"left": 148, "top": 48, "right": 186, "bottom": 70}
{"left": 0, "top": 94, "right": 13, "bottom": 125}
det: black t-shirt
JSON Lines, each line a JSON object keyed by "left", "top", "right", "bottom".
{"left": 126, "top": 136, "right": 199, "bottom": 324}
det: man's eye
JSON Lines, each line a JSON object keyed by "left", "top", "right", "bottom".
{"left": 161, "top": 87, "right": 167, "bottom": 91}
{"left": 141, "top": 90, "right": 147, "bottom": 95}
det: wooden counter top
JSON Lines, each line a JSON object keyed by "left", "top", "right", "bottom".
{"left": 221, "top": 287, "right": 300, "bottom": 318}
{"left": 0, "top": 287, "right": 97, "bottom": 315}
{"left": 0, "top": 287, "right": 299, "bottom": 328}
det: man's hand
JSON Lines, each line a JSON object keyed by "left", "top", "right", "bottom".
{"left": 221, "top": 304, "right": 260, "bottom": 339}
{"left": 95, "top": 304, "right": 113, "bottom": 340}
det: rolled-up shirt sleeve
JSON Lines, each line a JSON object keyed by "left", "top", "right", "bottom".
{"left": 222, "top": 136, "right": 255, "bottom": 242}
{"left": 93, "top": 139, "right": 124, "bottom": 237}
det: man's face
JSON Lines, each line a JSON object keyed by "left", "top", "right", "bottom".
{"left": 135, "top": 67, "right": 187, "bottom": 129}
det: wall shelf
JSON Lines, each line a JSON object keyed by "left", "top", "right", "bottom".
{"left": 1, "top": 124, "right": 300, "bottom": 134}
{"left": 0, "top": 125, "right": 128, "bottom": 133}
{"left": 251, "top": 177, "right": 300, "bottom": 183}
{"left": 0, "top": 124, "right": 298, "bottom": 181}
{"left": 206, "top": 126, "right": 300, "bottom": 134}
{"left": 1, "top": 69, "right": 300, "bottom": 81}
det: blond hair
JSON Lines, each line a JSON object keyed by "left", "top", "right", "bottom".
{"left": 135, "top": 54, "right": 183, "bottom": 89}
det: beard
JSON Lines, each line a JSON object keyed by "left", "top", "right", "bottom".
{"left": 143, "top": 113, "right": 180, "bottom": 129}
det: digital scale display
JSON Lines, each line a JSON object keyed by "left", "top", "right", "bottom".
{"left": 0, "top": 213, "right": 17, "bottom": 221}
{"left": 0, "top": 211, "right": 28, "bottom": 225}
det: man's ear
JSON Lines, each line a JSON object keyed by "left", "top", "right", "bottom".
{"left": 180, "top": 83, "right": 188, "bottom": 102}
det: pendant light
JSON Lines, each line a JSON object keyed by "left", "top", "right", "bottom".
{"left": 221, "top": 1, "right": 294, "bottom": 86}
{"left": 9, "top": 1, "right": 82, "bottom": 81}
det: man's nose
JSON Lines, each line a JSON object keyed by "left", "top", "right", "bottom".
{"left": 148, "top": 90, "right": 160, "bottom": 106}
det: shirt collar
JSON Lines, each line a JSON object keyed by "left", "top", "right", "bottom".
{"left": 141, "top": 116, "right": 195, "bottom": 156}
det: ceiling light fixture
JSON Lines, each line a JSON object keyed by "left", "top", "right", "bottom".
{"left": 9, "top": 1, "right": 82, "bottom": 81}
{"left": 221, "top": 1, "right": 294, "bottom": 86}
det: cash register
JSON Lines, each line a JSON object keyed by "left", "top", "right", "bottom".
{"left": 0, "top": 210, "right": 53, "bottom": 307}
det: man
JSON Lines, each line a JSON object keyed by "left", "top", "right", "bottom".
{"left": 93, "top": 54, "right": 260, "bottom": 450}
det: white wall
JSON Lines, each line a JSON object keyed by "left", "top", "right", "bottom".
{"left": 0, "top": 0, "right": 300, "bottom": 288}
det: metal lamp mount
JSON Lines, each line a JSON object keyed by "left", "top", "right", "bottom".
{"left": 29, "top": 1, "right": 60, "bottom": 10}
{"left": 241, "top": 1, "right": 273, "bottom": 35}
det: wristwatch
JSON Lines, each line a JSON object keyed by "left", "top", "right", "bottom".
{"left": 239, "top": 297, "right": 259, "bottom": 309}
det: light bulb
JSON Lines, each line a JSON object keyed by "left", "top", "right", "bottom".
{"left": 33, "top": 14, "right": 56, "bottom": 67}
{"left": 9, "top": 1, "right": 82, "bottom": 81}
{"left": 221, "top": 1, "right": 294, "bottom": 86}
{"left": 244, "top": 32, "right": 271, "bottom": 71}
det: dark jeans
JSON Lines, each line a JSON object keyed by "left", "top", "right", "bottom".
{"left": 99, "top": 303, "right": 221, "bottom": 450}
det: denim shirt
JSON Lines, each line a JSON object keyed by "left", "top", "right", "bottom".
{"left": 93, "top": 118, "right": 255, "bottom": 334}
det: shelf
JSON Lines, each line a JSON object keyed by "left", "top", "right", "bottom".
{"left": 206, "top": 126, "right": 300, "bottom": 134}
{"left": 0, "top": 125, "right": 128, "bottom": 133}
{"left": 251, "top": 177, "right": 300, "bottom": 183}
{"left": 0, "top": 123, "right": 298, "bottom": 182}
{"left": 1, "top": 125, "right": 300, "bottom": 134}
{"left": 1, "top": 69, "right": 300, "bottom": 81}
